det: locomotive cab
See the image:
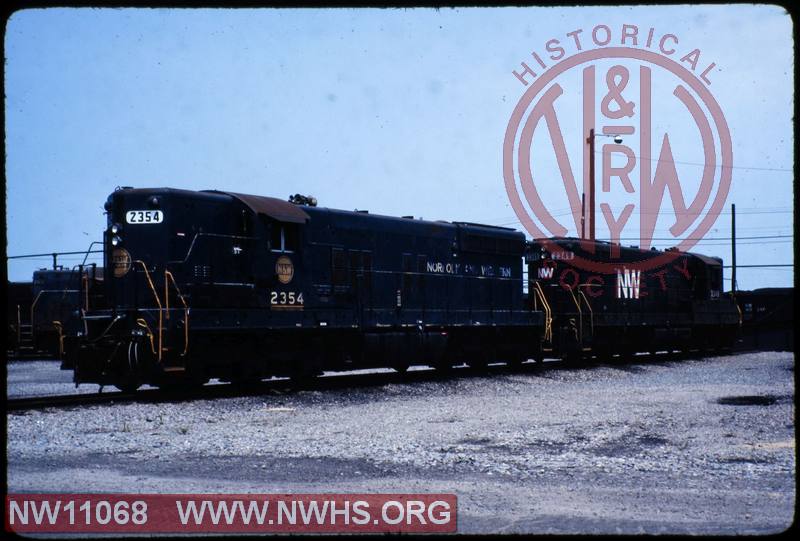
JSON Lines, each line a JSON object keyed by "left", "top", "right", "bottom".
{"left": 71, "top": 187, "right": 312, "bottom": 389}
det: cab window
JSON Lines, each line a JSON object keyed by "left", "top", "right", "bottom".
{"left": 270, "top": 223, "right": 299, "bottom": 253}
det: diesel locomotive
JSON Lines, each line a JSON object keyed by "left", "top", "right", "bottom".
{"left": 60, "top": 187, "right": 740, "bottom": 391}
{"left": 527, "top": 237, "right": 741, "bottom": 360}
{"left": 62, "top": 187, "right": 543, "bottom": 390}
{"left": 7, "top": 265, "right": 103, "bottom": 359}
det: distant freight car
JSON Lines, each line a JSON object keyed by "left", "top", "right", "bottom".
{"left": 6, "top": 281, "right": 33, "bottom": 357}
{"left": 526, "top": 237, "right": 741, "bottom": 361}
{"left": 5, "top": 265, "right": 104, "bottom": 359}
{"left": 735, "top": 288, "right": 794, "bottom": 352}
{"left": 64, "top": 187, "right": 543, "bottom": 390}
{"left": 31, "top": 265, "right": 104, "bottom": 357}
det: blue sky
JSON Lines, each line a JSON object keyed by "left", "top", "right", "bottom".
{"left": 4, "top": 6, "right": 794, "bottom": 289}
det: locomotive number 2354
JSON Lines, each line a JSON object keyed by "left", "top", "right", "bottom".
{"left": 270, "top": 291, "right": 304, "bottom": 306}
{"left": 126, "top": 210, "right": 164, "bottom": 224}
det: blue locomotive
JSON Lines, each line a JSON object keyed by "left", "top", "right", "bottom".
{"left": 63, "top": 187, "right": 542, "bottom": 390}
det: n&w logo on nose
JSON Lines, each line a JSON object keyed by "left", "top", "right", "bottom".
{"left": 616, "top": 268, "right": 641, "bottom": 299}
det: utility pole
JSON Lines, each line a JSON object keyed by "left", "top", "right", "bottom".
{"left": 587, "top": 128, "right": 596, "bottom": 241}
{"left": 731, "top": 203, "right": 737, "bottom": 293}
{"left": 581, "top": 192, "right": 586, "bottom": 239}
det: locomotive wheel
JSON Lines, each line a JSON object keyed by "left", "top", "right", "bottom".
{"left": 156, "top": 371, "right": 209, "bottom": 391}
{"left": 113, "top": 340, "right": 142, "bottom": 393}
{"left": 289, "top": 369, "right": 320, "bottom": 389}
{"left": 561, "top": 352, "right": 581, "bottom": 366}
{"left": 433, "top": 359, "right": 454, "bottom": 373}
{"left": 393, "top": 363, "right": 410, "bottom": 373}
{"left": 466, "top": 359, "right": 488, "bottom": 370}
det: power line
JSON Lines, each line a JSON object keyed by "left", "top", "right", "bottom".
{"left": 723, "top": 264, "right": 793, "bottom": 268}
{"left": 591, "top": 149, "right": 792, "bottom": 173}
{"left": 490, "top": 213, "right": 792, "bottom": 229}
{"left": 622, "top": 234, "right": 792, "bottom": 241}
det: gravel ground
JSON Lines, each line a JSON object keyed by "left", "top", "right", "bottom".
{"left": 6, "top": 351, "right": 795, "bottom": 534}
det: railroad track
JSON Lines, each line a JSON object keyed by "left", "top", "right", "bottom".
{"left": 7, "top": 350, "right": 720, "bottom": 412}
{"left": 7, "top": 391, "right": 140, "bottom": 411}
{"left": 6, "top": 362, "right": 532, "bottom": 411}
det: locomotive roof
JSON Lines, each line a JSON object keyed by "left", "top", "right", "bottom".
{"left": 535, "top": 236, "right": 724, "bottom": 266}
{"left": 111, "top": 187, "right": 524, "bottom": 239}
{"left": 303, "top": 205, "right": 525, "bottom": 240}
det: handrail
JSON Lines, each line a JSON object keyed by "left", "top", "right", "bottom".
{"left": 532, "top": 281, "right": 553, "bottom": 343}
{"left": 578, "top": 290, "right": 594, "bottom": 336}
{"left": 80, "top": 241, "right": 103, "bottom": 267}
{"left": 164, "top": 270, "right": 190, "bottom": 356}
{"left": 87, "top": 314, "right": 122, "bottom": 344}
{"left": 52, "top": 320, "right": 64, "bottom": 358}
{"left": 174, "top": 232, "right": 258, "bottom": 265}
{"left": 30, "top": 289, "right": 81, "bottom": 340}
{"left": 133, "top": 260, "right": 163, "bottom": 362}
{"left": 135, "top": 318, "right": 157, "bottom": 355}
{"left": 16, "top": 304, "right": 21, "bottom": 344}
{"left": 567, "top": 287, "right": 583, "bottom": 344}
{"left": 80, "top": 308, "right": 88, "bottom": 336}
{"left": 82, "top": 273, "right": 90, "bottom": 311}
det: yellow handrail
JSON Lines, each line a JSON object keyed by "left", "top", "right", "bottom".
{"left": 567, "top": 287, "right": 582, "bottom": 343}
{"left": 82, "top": 273, "right": 89, "bottom": 311}
{"left": 133, "top": 260, "right": 163, "bottom": 362}
{"left": 164, "top": 270, "right": 190, "bottom": 356}
{"left": 135, "top": 318, "right": 157, "bottom": 355}
{"left": 52, "top": 320, "right": 64, "bottom": 358}
{"left": 29, "top": 290, "right": 44, "bottom": 339}
{"left": 30, "top": 289, "right": 81, "bottom": 335}
{"left": 532, "top": 281, "right": 553, "bottom": 343}
{"left": 578, "top": 290, "right": 594, "bottom": 336}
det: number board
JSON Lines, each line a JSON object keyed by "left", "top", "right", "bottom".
{"left": 126, "top": 210, "right": 164, "bottom": 224}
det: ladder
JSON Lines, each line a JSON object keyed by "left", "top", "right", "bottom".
{"left": 10, "top": 304, "right": 36, "bottom": 356}
{"left": 17, "top": 324, "right": 35, "bottom": 352}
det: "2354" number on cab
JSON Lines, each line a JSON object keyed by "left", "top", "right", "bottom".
{"left": 270, "top": 291, "right": 304, "bottom": 308}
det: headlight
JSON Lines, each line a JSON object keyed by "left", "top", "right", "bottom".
{"left": 111, "top": 235, "right": 122, "bottom": 246}
{"left": 111, "top": 223, "right": 122, "bottom": 234}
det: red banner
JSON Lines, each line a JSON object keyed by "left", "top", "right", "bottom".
{"left": 6, "top": 493, "right": 457, "bottom": 533}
